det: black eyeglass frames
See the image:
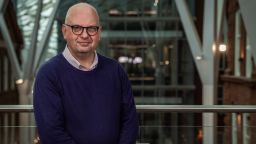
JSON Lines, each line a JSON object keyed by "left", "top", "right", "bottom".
{"left": 63, "top": 24, "right": 100, "bottom": 36}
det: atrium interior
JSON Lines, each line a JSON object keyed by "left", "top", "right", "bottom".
{"left": 0, "top": 0, "right": 256, "bottom": 144}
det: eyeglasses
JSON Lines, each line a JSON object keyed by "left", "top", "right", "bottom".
{"left": 63, "top": 24, "right": 100, "bottom": 36}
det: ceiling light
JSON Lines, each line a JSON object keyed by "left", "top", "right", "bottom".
{"left": 118, "top": 56, "right": 128, "bottom": 63}
{"left": 133, "top": 57, "right": 143, "bottom": 64}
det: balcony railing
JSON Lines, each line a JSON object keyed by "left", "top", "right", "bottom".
{"left": 1, "top": 105, "right": 256, "bottom": 144}
{"left": 1, "top": 104, "right": 256, "bottom": 112}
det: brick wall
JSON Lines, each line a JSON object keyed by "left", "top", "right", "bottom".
{"left": 222, "top": 1, "right": 256, "bottom": 144}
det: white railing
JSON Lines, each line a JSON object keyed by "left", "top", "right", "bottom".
{"left": 1, "top": 105, "right": 256, "bottom": 144}
{"left": 1, "top": 105, "right": 256, "bottom": 112}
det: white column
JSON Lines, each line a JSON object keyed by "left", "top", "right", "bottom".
{"left": 17, "top": 80, "right": 31, "bottom": 144}
{"left": 245, "top": 38, "right": 252, "bottom": 78}
{"left": 243, "top": 113, "right": 249, "bottom": 144}
{"left": 234, "top": 11, "right": 241, "bottom": 76}
{"left": 202, "top": 1, "right": 215, "bottom": 143}
{"left": 175, "top": 1, "right": 219, "bottom": 143}
{"left": 203, "top": 85, "right": 214, "bottom": 144}
{"left": 232, "top": 113, "right": 237, "bottom": 144}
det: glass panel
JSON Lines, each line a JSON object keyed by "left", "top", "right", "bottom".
{"left": 15, "top": 0, "right": 195, "bottom": 100}
{"left": 93, "top": 0, "right": 194, "bottom": 105}
{"left": 0, "top": 111, "right": 256, "bottom": 143}
{"left": 0, "top": 112, "right": 37, "bottom": 144}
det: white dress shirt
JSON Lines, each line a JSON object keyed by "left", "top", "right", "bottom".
{"left": 62, "top": 45, "right": 98, "bottom": 71}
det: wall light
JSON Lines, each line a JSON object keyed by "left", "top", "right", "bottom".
{"left": 219, "top": 44, "right": 227, "bottom": 52}
{"left": 237, "top": 113, "right": 241, "bottom": 125}
{"left": 16, "top": 79, "right": 24, "bottom": 85}
{"left": 164, "top": 60, "right": 170, "bottom": 65}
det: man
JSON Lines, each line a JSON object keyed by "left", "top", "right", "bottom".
{"left": 33, "top": 2, "right": 138, "bottom": 144}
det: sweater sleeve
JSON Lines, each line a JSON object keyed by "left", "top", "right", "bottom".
{"left": 118, "top": 65, "right": 139, "bottom": 144}
{"left": 33, "top": 66, "right": 77, "bottom": 144}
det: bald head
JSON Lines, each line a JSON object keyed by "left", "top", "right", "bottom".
{"left": 65, "top": 3, "right": 100, "bottom": 25}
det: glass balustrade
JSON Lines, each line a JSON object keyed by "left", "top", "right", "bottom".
{"left": 0, "top": 105, "right": 256, "bottom": 144}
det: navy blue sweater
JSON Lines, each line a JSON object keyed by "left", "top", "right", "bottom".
{"left": 33, "top": 54, "right": 138, "bottom": 144}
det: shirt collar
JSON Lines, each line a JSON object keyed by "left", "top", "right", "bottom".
{"left": 62, "top": 45, "right": 98, "bottom": 71}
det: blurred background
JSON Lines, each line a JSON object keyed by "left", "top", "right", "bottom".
{"left": 0, "top": 0, "right": 256, "bottom": 144}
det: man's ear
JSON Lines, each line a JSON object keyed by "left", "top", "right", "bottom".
{"left": 98, "top": 27, "right": 102, "bottom": 41}
{"left": 62, "top": 25, "right": 67, "bottom": 39}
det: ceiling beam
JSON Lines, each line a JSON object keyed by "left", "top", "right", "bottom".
{"left": 201, "top": 0, "right": 215, "bottom": 84}
{"left": 0, "top": 0, "right": 4, "bottom": 12}
{"left": 216, "top": 0, "right": 225, "bottom": 39}
{"left": 0, "top": 0, "right": 7, "bottom": 13}
{"left": 23, "top": 0, "right": 43, "bottom": 79}
{"left": 0, "top": 14, "right": 22, "bottom": 79}
{"left": 174, "top": 0, "right": 203, "bottom": 79}
{"left": 33, "top": 0, "right": 60, "bottom": 73}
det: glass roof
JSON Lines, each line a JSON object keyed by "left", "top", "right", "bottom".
{"left": 16, "top": 0, "right": 58, "bottom": 68}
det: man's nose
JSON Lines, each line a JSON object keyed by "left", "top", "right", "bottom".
{"left": 80, "top": 28, "right": 89, "bottom": 38}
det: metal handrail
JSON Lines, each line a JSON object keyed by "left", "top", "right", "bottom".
{"left": 136, "top": 105, "right": 256, "bottom": 112}
{"left": 132, "top": 85, "right": 195, "bottom": 90}
{"left": 0, "top": 105, "right": 33, "bottom": 112}
{"left": 1, "top": 105, "right": 256, "bottom": 113}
